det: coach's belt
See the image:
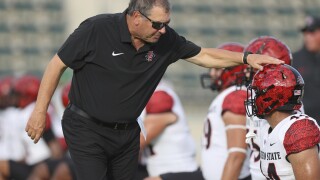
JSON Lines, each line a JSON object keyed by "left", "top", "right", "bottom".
{"left": 67, "top": 104, "right": 137, "bottom": 130}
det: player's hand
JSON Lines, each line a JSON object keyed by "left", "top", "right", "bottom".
{"left": 25, "top": 110, "right": 46, "bottom": 144}
{"left": 144, "top": 176, "right": 162, "bottom": 180}
{"left": 247, "top": 54, "right": 284, "bottom": 71}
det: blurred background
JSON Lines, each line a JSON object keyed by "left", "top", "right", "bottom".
{"left": 1, "top": 0, "right": 319, "bottom": 162}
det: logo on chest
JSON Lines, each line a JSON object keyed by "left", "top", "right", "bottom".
{"left": 145, "top": 51, "right": 156, "bottom": 62}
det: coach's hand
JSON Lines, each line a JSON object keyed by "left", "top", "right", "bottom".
{"left": 25, "top": 110, "right": 46, "bottom": 144}
{"left": 246, "top": 53, "right": 283, "bottom": 71}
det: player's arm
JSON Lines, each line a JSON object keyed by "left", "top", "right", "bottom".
{"left": 284, "top": 119, "right": 320, "bottom": 180}
{"left": 185, "top": 48, "right": 283, "bottom": 70}
{"left": 220, "top": 90, "right": 248, "bottom": 180}
{"left": 140, "top": 91, "right": 177, "bottom": 149}
{"left": 288, "top": 146, "right": 320, "bottom": 180}
{"left": 140, "top": 113, "right": 177, "bottom": 149}
{"left": 25, "top": 54, "right": 67, "bottom": 143}
{"left": 221, "top": 112, "right": 247, "bottom": 180}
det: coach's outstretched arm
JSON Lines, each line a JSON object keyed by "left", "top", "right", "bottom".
{"left": 25, "top": 54, "right": 67, "bottom": 143}
{"left": 186, "top": 48, "right": 284, "bottom": 70}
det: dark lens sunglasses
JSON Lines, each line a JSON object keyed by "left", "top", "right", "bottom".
{"left": 139, "top": 11, "right": 169, "bottom": 30}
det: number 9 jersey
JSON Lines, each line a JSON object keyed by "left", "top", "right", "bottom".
{"left": 201, "top": 85, "right": 250, "bottom": 180}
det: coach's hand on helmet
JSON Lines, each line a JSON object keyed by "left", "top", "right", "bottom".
{"left": 25, "top": 111, "right": 46, "bottom": 144}
{"left": 246, "top": 53, "right": 284, "bottom": 71}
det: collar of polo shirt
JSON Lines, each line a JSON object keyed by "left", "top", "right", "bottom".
{"left": 119, "top": 9, "right": 132, "bottom": 43}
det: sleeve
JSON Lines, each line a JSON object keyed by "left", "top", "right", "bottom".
{"left": 222, "top": 90, "right": 247, "bottom": 116}
{"left": 284, "top": 119, "right": 320, "bottom": 155}
{"left": 167, "top": 27, "right": 201, "bottom": 63}
{"left": 146, "top": 91, "right": 174, "bottom": 114}
{"left": 57, "top": 18, "right": 97, "bottom": 70}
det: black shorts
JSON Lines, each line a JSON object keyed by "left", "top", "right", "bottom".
{"left": 62, "top": 108, "right": 140, "bottom": 180}
{"left": 44, "top": 158, "right": 64, "bottom": 176}
{"left": 239, "top": 175, "right": 252, "bottom": 180}
{"left": 8, "top": 160, "right": 35, "bottom": 180}
{"left": 159, "top": 168, "right": 205, "bottom": 180}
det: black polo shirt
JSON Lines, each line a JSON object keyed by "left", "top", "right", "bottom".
{"left": 58, "top": 11, "right": 201, "bottom": 123}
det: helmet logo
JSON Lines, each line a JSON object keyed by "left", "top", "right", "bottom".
{"left": 281, "top": 71, "right": 287, "bottom": 79}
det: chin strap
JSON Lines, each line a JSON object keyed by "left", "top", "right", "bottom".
{"left": 245, "top": 116, "right": 256, "bottom": 144}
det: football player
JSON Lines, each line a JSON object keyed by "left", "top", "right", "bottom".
{"left": 0, "top": 75, "right": 61, "bottom": 180}
{"left": 0, "top": 75, "right": 52, "bottom": 180}
{"left": 0, "top": 76, "right": 19, "bottom": 180}
{"left": 14, "top": 75, "right": 63, "bottom": 159}
{"left": 246, "top": 64, "right": 320, "bottom": 179}
{"left": 242, "top": 36, "right": 305, "bottom": 180}
{"left": 201, "top": 43, "right": 251, "bottom": 180}
{"left": 141, "top": 80, "right": 203, "bottom": 180}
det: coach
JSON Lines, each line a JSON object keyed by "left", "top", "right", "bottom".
{"left": 25, "top": 0, "right": 282, "bottom": 179}
{"left": 293, "top": 16, "right": 320, "bottom": 124}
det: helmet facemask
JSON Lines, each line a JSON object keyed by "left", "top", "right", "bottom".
{"left": 245, "top": 84, "right": 259, "bottom": 118}
{"left": 200, "top": 69, "right": 222, "bottom": 91}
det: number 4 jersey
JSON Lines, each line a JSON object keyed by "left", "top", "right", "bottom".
{"left": 259, "top": 113, "right": 320, "bottom": 179}
{"left": 247, "top": 93, "right": 305, "bottom": 179}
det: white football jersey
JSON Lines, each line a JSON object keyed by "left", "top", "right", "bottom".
{"left": 20, "top": 103, "right": 51, "bottom": 165}
{"left": 142, "top": 81, "right": 198, "bottom": 176}
{"left": 50, "top": 87, "right": 66, "bottom": 138}
{"left": 201, "top": 86, "right": 250, "bottom": 180}
{"left": 259, "top": 113, "right": 319, "bottom": 179}
{"left": 0, "top": 107, "right": 26, "bottom": 161}
{"left": 246, "top": 95, "right": 305, "bottom": 180}
{"left": 0, "top": 104, "right": 51, "bottom": 165}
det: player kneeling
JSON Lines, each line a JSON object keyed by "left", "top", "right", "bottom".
{"left": 246, "top": 64, "right": 320, "bottom": 179}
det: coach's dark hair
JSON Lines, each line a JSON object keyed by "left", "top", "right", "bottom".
{"left": 127, "top": 0, "right": 171, "bottom": 16}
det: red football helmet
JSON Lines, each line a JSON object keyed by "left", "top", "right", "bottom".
{"left": 245, "top": 36, "right": 292, "bottom": 65}
{"left": 246, "top": 64, "right": 304, "bottom": 118}
{"left": 61, "top": 82, "right": 71, "bottom": 108}
{"left": 0, "top": 76, "right": 14, "bottom": 108}
{"left": 217, "top": 42, "right": 245, "bottom": 52}
{"left": 241, "top": 36, "right": 293, "bottom": 86}
{"left": 201, "top": 42, "right": 247, "bottom": 91}
{"left": 13, "top": 75, "right": 40, "bottom": 108}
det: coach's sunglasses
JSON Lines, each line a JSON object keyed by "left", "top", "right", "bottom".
{"left": 139, "top": 11, "right": 169, "bottom": 30}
